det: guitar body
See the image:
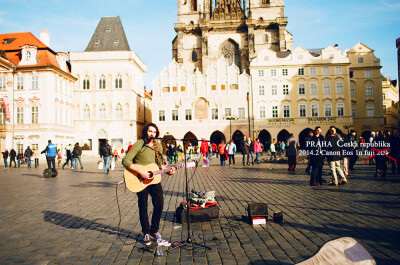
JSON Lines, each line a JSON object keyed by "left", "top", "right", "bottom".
{"left": 124, "top": 163, "right": 162, "bottom": 193}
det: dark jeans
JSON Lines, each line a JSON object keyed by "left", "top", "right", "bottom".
{"left": 391, "top": 154, "right": 400, "bottom": 173}
{"left": 63, "top": 156, "right": 72, "bottom": 167}
{"left": 137, "top": 183, "right": 163, "bottom": 235}
{"left": 35, "top": 158, "right": 39, "bottom": 168}
{"left": 310, "top": 165, "right": 323, "bottom": 185}
{"left": 9, "top": 158, "right": 16, "bottom": 167}
{"left": 242, "top": 153, "right": 249, "bottom": 165}
{"left": 288, "top": 156, "right": 296, "bottom": 170}
{"left": 306, "top": 155, "right": 311, "bottom": 172}
{"left": 46, "top": 157, "right": 56, "bottom": 170}
{"left": 375, "top": 156, "right": 387, "bottom": 176}
{"left": 228, "top": 154, "right": 235, "bottom": 165}
{"left": 220, "top": 154, "right": 226, "bottom": 165}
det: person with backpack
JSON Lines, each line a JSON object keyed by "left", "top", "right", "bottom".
{"left": 99, "top": 139, "right": 112, "bottom": 174}
{"left": 24, "top": 146, "right": 33, "bottom": 168}
{"left": 218, "top": 140, "right": 227, "bottom": 166}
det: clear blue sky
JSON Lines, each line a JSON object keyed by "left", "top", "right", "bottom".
{"left": 1, "top": 0, "right": 399, "bottom": 88}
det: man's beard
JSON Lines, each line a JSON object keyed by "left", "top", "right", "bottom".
{"left": 144, "top": 135, "right": 155, "bottom": 144}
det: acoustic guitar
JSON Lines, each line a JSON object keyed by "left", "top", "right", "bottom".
{"left": 123, "top": 162, "right": 196, "bottom": 193}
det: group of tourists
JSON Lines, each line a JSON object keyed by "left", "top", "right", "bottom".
{"left": 2, "top": 146, "right": 40, "bottom": 168}
{"left": 61, "top": 143, "right": 84, "bottom": 170}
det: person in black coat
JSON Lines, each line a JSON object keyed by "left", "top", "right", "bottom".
{"left": 309, "top": 126, "right": 325, "bottom": 186}
{"left": 9, "top": 148, "right": 17, "bottom": 167}
{"left": 2, "top": 149, "right": 8, "bottom": 168}
{"left": 374, "top": 131, "right": 388, "bottom": 178}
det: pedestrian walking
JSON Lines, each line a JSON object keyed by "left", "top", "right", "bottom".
{"left": 286, "top": 133, "right": 298, "bottom": 171}
{"left": 389, "top": 129, "right": 400, "bottom": 175}
{"left": 309, "top": 127, "right": 325, "bottom": 186}
{"left": 24, "top": 146, "right": 33, "bottom": 168}
{"left": 75, "top": 143, "right": 83, "bottom": 169}
{"left": 248, "top": 137, "right": 254, "bottom": 165}
{"left": 17, "top": 151, "right": 23, "bottom": 167}
{"left": 241, "top": 135, "right": 250, "bottom": 166}
{"left": 57, "top": 149, "right": 62, "bottom": 167}
{"left": 374, "top": 131, "right": 388, "bottom": 178}
{"left": 218, "top": 140, "right": 227, "bottom": 166}
{"left": 2, "top": 149, "right": 8, "bottom": 168}
{"left": 253, "top": 138, "right": 262, "bottom": 164}
{"left": 305, "top": 131, "right": 313, "bottom": 174}
{"left": 226, "top": 140, "right": 237, "bottom": 166}
{"left": 200, "top": 138, "right": 209, "bottom": 167}
{"left": 99, "top": 139, "right": 112, "bottom": 174}
{"left": 326, "top": 128, "right": 347, "bottom": 186}
{"left": 62, "top": 144, "right": 72, "bottom": 169}
{"left": 9, "top": 148, "right": 16, "bottom": 167}
{"left": 33, "top": 150, "right": 39, "bottom": 168}
{"left": 270, "top": 139, "right": 277, "bottom": 160}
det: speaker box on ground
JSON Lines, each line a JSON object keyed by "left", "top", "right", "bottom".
{"left": 247, "top": 202, "right": 268, "bottom": 223}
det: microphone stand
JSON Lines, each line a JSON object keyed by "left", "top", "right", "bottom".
{"left": 166, "top": 138, "right": 211, "bottom": 251}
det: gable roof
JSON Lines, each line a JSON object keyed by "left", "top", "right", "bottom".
{"left": 85, "top": 16, "right": 130, "bottom": 52}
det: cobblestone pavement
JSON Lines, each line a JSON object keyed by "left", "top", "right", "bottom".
{"left": 0, "top": 155, "right": 399, "bottom": 265}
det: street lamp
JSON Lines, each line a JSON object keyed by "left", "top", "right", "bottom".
{"left": 223, "top": 115, "right": 238, "bottom": 140}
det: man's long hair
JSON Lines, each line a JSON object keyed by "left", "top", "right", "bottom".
{"left": 141, "top": 123, "right": 160, "bottom": 143}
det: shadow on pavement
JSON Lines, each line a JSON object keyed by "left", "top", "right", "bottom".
{"left": 42, "top": 210, "right": 138, "bottom": 241}
{"left": 70, "top": 181, "right": 117, "bottom": 188}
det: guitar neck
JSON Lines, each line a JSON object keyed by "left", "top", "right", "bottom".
{"left": 152, "top": 165, "right": 181, "bottom": 175}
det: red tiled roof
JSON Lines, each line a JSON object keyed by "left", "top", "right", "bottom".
{"left": 0, "top": 32, "right": 69, "bottom": 73}
{"left": 0, "top": 57, "right": 15, "bottom": 69}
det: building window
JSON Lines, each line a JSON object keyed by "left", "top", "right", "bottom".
{"left": 383, "top": 93, "right": 386, "bottom": 99}
{"left": 211, "top": 108, "right": 218, "bottom": 120}
{"left": 95, "top": 40, "right": 100, "bottom": 45}
{"left": 366, "top": 84, "right": 373, "bottom": 96}
{"left": 17, "top": 144, "right": 23, "bottom": 153}
{"left": 114, "top": 40, "right": 119, "bottom": 44}
{"left": 163, "top": 87, "right": 170, "bottom": 92}
{"left": 0, "top": 107, "right": 5, "bottom": 124}
{"left": 172, "top": 86, "right": 177, "bottom": 92}
{"left": 323, "top": 82, "right": 331, "bottom": 94}
{"left": 191, "top": 0, "right": 197, "bottom": 11}
{"left": 309, "top": 67, "right": 317, "bottom": 76}
{"left": 258, "top": 69, "right": 264, "bottom": 77}
{"left": 0, "top": 77, "right": 6, "bottom": 90}
{"left": 272, "top": 106, "right": 278, "bottom": 118}
{"left": 159, "top": 110, "right": 165, "bottom": 121}
{"left": 17, "top": 107, "right": 24, "bottom": 124}
{"left": 299, "top": 104, "right": 306, "bottom": 117}
{"left": 351, "top": 105, "right": 356, "bottom": 117}
{"left": 264, "top": 34, "right": 269, "bottom": 43}
{"left": 221, "top": 84, "right": 226, "bottom": 90}
{"left": 283, "top": 105, "right": 290, "bottom": 118}
{"left": 115, "top": 75, "right": 122, "bottom": 89}
{"left": 283, "top": 84, "right": 289, "bottom": 95}
{"left": 31, "top": 106, "right": 38, "bottom": 124}
{"left": 364, "top": 70, "right": 372, "bottom": 78}
{"left": 336, "top": 82, "right": 344, "bottom": 94}
{"left": 350, "top": 85, "right": 356, "bottom": 97}
{"left": 310, "top": 83, "right": 318, "bottom": 95}
{"left": 262, "top": 0, "right": 270, "bottom": 4}
{"left": 271, "top": 84, "right": 277, "bottom": 96}
{"left": 32, "top": 76, "right": 39, "bottom": 90}
{"left": 324, "top": 103, "right": 332, "bottom": 117}
{"left": 230, "top": 84, "right": 238, "bottom": 90}
{"left": 298, "top": 68, "right": 305, "bottom": 76}
{"left": 298, "top": 83, "right": 306, "bottom": 95}
{"left": 270, "top": 69, "right": 276, "bottom": 76}
{"left": 83, "top": 76, "right": 90, "bottom": 90}
{"left": 366, "top": 104, "right": 374, "bottom": 117}
{"left": 172, "top": 110, "right": 178, "bottom": 121}
{"left": 282, "top": 69, "right": 288, "bottom": 76}
{"left": 349, "top": 71, "right": 354, "bottom": 78}
{"left": 224, "top": 108, "right": 232, "bottom": 117}
{"left": 17, "top": 76, "right": 24, "bottom": 90}
{"left": 260, "top": 106, "right": 266, "bottom": 118}
{"left": 335, "top": 66, "right": 343, "bottom": 75}
{"left": 211, "top": 85, "right": 217, "bottom": 91}
{"left": 115, "top": 104, "right": 123, "bottom": 119}
{"left": 337, "top": 103, "right": 344, "bottom": 116}
{"left": 322, "top": 67, "right": 330, "bottom": 75}
{"left": 181, "top": 86, "right": 186, "bottom": 92}
{"left": 238, "top": 107, "right": 245, "bottom": 119}
{"left": 99, "top": 104, "right": 106, "bottom": 120}
{"left": 358, "top": 57, "right": 364, "bottom": 63}
{"left": 185, "top": 109, "right": 192, "bottom": 120}
{"left": 99, "top": 75, "right": 106, "bottom": 89}
{"left": 106, "top": 28, "right": 111, "bottom": 33}
{"left": 259, "top": 85, "right": 265, "bottom": 96}
{"left": 311, "top": 104, "right": 319, "bottom": 117}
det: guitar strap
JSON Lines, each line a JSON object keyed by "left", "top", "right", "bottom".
{"left": 153, "top": 141, "right": 163, "bottom": 170}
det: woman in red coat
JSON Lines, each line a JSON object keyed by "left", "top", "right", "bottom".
{"left": 200, "top": 138, "right": 209, "bottom": 167}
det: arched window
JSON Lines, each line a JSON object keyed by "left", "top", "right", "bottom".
{"left": 115, "top": 75, "right": 122, "bottom": 89}
{"left": 83, "top": 105, "right": 90, "bottom": 120}
{"left": 99, "top": 104, "right": 106, "bottom": 120}
{"left": 83, "top": 76, "right": 90, "bottom": 90}
{"left": 115, "top": 104, "right": 123, "bottom": 119}
{"left": 99, "top": 75, "right": 106, "bottom": 89}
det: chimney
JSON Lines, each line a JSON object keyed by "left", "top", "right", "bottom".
{"left": 40, "top": 30, "right": 50, "bottom": 47}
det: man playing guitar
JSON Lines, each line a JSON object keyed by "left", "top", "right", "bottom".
{"left": 122, "top": 123, "right": 176, "bottom": 246}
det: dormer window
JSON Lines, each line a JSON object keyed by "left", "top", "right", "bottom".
{"left": 19, "top": 45, "right": 38, "bottom": 66}
{"left": 3, "top": 38, "right": 15, "bottom": 45}
{"left": 26, "top": 51, "right": 31, "bottom": 59}
{"left": 106, "top": 28, "right": 111, "bottom": 33}
{"left": 95, "top": 40, "right": 100, "bottom": 45}
{"left": 114, "top": 40, "right": 119, "bottom": 44}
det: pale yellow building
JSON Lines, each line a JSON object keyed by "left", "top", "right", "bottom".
{"left": 382, "top": 77, "right": 399, "bottom": 132}
{"left": 347, "top": 43, "right": 385, "bottom": 139}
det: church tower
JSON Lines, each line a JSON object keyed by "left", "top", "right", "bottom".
{"left": 173, "top": 0, "right": 291, "bottom": 74}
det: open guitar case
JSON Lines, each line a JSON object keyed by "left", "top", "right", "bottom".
{"left": 175, "top": 202, "right": 219, "bottom": 223}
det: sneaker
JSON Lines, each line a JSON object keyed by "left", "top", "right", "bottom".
{"left": 328, "top": 182, "right": 338, "bottom": 186}
{"left": 143, "top": 234, "right": 151, "bottom": 246}
{"left": 150, "top": 232, "right": 171, "bottom": 247}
